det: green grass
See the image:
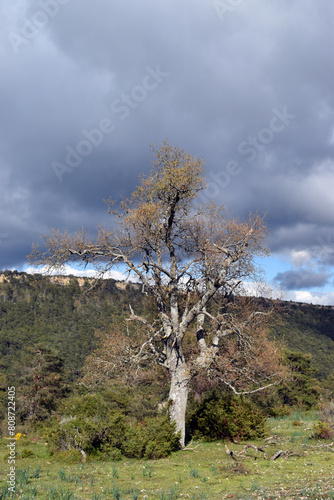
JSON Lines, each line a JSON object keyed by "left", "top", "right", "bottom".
{"left": 0, "top": 412, "right": 333, "bottom": 499}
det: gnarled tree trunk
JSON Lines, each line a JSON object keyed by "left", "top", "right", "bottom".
{"left": 168, "top": 361, "right": 191, "bottom": 448}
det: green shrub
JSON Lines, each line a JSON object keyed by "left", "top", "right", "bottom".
{"left": 56, "top": 449, "right": 83, "bottom": 463}
{"left": 46, "top": 409, "right": 125, "bottom": 457}
{"left": 121, "top": 425, "right": 146, "bottom": 458}
{"left": 121, "top": 415, "right": 180, "bottom": 459}
{"left": 187, "top": 391, "right": 267, "bottom": 441}
{"left": 144, "top": 415, "right": 181, "bottom": 458}
{"left": 94, "top": 445, "right": 123, "bottom": 461}
{"left": 59, "top": 392, "right": 111, "bottom": 420}
{"left": 44, "top": 392, "right": 180, "bottom": 460}
{"left": 21, "top": 448, "right": 35, "bottom": 458}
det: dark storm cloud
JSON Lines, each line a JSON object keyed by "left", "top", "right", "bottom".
{"left": 0, "top": 0, "right": 333, "bottom": 280}
{"left": 274, "top": 269, "right": 331, "bottom": 290}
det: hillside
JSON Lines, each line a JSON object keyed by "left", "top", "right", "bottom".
{"left": 273, "top": 300, "right": 334, "bottom": 378}
{"left": 0, "top": 270, "right": 333, "bottom": 382}
{"left": 0, "top": 270, "right": 145, "bottom": 382}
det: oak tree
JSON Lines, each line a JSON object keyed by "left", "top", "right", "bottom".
{"left": 29, "top": 140, "right": 283, "bottom": 446}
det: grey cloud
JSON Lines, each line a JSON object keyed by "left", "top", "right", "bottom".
{"left": 0, "top": 0, "right": 333, "bottom": 282}
{"left": 274, "top": 269, "right": 331, "bottom": 290}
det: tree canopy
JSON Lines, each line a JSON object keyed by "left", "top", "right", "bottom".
{"left": 29, "top": 140, "right": 284, "bottom": 446}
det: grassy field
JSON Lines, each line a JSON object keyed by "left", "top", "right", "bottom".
{"left": 1, "top": 411, "right": 333, "bottom": 499}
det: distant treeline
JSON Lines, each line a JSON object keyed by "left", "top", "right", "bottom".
{"left": 0, "top": 270, "right": 333, "bottom": 381}
{"left": 0, "top": 270, "right": 147, "bottom": 381}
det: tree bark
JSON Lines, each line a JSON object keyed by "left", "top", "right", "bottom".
{"left": 168, "top": 362, "right": 191, "bottom": 448}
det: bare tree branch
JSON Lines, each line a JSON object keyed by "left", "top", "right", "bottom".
{"left": 28, "top": 140, "right": 283, "bottom": 448}
{"left": 217, "top": 377, "right": 280, "bottom": 395}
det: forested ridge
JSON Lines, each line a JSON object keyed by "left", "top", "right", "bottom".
{"left": 0, "top": 270, "right": 146, "bottom": 381}
{"left": 0, "top": 270, "right": 333, "bottom": 382}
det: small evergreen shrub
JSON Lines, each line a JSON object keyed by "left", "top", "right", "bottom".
{"left": 44, "top": 392, "right": 180, "bottom": 460}
{"left": 46, "top": 410, "right": 125, "bottom": 457}
{"left": 187, "top": 391, "right": 267, "bottom": 441}
{"left": 21, "top": 448, "right": 35, "bottom": 458}
{"left": 56, "top": 449, "right": 83, "bottom": 463}
{"left": 94, "top": 445, "right": 123, "bottom": 461}
{"left": 121, "top": 415, "right": 180, "bottom": 459}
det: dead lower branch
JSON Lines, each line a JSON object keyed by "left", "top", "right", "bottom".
{"left": 270, "top": 449, "right": 301, "bottom": 460}
{"left": 264, "top": 435, "right": 287, "bottom": 444}
{"left": 181, "top": 439, "right": 201, "bottom": 452}
{"left": 225, "top": 442, "right": 301, "bottom": 462}
{"left": 302, "top": 442, "right": 334, "bottom": 452}
{"left": 225, "top": 444, "right": 238, "bottom": 461}
{"left": 237, "top": 444, "right": 268, "bottom": 459}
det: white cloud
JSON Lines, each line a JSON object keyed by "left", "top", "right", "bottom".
{"left": 25, "top": 264, "right": 129, "bottom": 282}
{"left": 290, "top": 250, "right": 312, "bottom": 267}
{"left": 284, "top": 290, "right": 334, "bottom": 306}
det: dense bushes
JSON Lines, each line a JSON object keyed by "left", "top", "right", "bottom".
{"left": 187, "top": 390, "right": 267, "bottom": 442}
{"left": 41, "top": 384, "right": 271, "bottom": 462}
{"left": 44, "top": 392, "right": 180, "bottom": 461}
{"left": 120, "top": 416, "right": 180, "bottom": 459}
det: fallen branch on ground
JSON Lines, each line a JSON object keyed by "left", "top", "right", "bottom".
{"left": 302, "top": 442, "right": 334, "bottom": 452}
{"left": 264, "top": 435, "right": 286, "bottom": 444}
{"left": 271, "top": 449, "right": 301, "bottom": 460}
{"left": 181, "top": 439, "right": 201, "bottom": 452}
{"left": 225, "top": 444, "right": 238, "bottom": 461}
{"left": 225, "top": 442, "right": 301, "bottom": 461}
{"left": 238, "top": 444, "right": 268, "bottom": 459}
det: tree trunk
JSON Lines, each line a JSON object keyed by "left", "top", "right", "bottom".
{"left": 168, "top": 363, "right": 191, "bottom": 448}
